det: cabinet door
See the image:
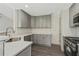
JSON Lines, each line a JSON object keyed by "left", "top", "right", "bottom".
{"left": 24, "top": 35, "right": 32, "bottom": 41}
{"left": 32, "top": 34, "right": 52, "bottom": 47}
{"left": 37, "top": 35, "right": 43, "bottom": 44}
{"left": 31, "top": 17, "right": 36, "bottom": 28}
{"left": 32, "top": 34, "right": 38, "bottom": 44}
{"left": 17, "top": 9, "right": 31, "bottom": 28}
{"left": 37, "top": 34, "right": 52, "bottom": 47}
{"left": 42, "top": 35, "right": 52, "bottom": 47}
{"left": 32, "top": 34, "right": 51, "bottom": 47}
{"left": 17, "top": 46, "right": 31, "bottom": 56}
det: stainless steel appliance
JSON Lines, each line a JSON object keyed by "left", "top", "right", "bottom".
{"left": 64, "top": 37, "right": 79, "bottom": 56}
{"left": 73, "top": 13, "right": 79, "bottom": 26}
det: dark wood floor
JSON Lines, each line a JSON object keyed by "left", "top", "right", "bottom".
{"left": 31, "top": 44, "right": 64, "bottom": 56}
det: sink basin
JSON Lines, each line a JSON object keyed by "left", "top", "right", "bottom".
{"left": 0, "top": 32, "right": 20, "bottom": 42}
{"left": 7, "top": 37, "right": 21, "bottom": 42}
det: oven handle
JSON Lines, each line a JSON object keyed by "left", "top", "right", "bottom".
{"left": 64, "top": 42, "right": 78, "bottom": 56}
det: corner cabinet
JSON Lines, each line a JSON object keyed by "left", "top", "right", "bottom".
{"left": 32, "top": 34, "right": 52, "bottom": 47}
{"left": 16, "top": 9, "right": 31, "bottom": 28}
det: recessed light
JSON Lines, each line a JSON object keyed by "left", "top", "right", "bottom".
{"left": 25, "top": 5, "right": 28, "bottom": 8}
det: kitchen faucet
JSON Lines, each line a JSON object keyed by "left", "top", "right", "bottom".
{"left": 6, "top": 27, "right": 15, "bottom": 36}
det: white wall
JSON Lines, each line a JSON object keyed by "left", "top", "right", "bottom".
{"left": 61, "top": 8, "right": 73, "bottom": 36}
{"left": 0, "top": 15, "right": 13, "bottom": 33}
{"left": 60, "top": 8, "right": 73, "bottom": 51}
{"left": 51, "top": 12, "right": 60, "bottom": 45}
{"left": 0, "top": 4, "right": 13, "bottom": 20}
{"left": 0, "top": 4, "right": 13, "bottom": 32}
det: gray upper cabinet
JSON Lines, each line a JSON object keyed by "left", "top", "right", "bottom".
{"left": 31, "top": 15, "right": 51, "bottom": 28}
{"left": 16, "top": 9, "right": 31, "bottom": 28}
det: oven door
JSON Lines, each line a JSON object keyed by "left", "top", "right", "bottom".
{"left": 64, "top": 43, "right": 77, "bottom": 56}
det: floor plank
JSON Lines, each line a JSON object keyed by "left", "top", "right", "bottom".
{"left": 31, "top": 44, "right": 64, "bottom": 56}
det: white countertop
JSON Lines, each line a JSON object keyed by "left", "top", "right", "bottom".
{"left": 0, "top": 41, "right": 32, "bottom": 56}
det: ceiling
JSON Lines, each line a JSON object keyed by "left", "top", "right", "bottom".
{"left": 6, "top": 3, "right": 72, "bottom": 16}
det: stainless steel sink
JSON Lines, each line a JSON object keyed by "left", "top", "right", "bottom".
{"left": 7, "top": 37, "right": 21, "bottom": 42}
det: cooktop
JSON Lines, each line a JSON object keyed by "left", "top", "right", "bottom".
{"left": 65, "top": 37, "right": 79, "bottom": 44}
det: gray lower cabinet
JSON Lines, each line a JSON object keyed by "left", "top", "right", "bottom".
{"left": 24, "top": 35, "right": 32, "bottom": 41}
{"left": 38, "top": 35, "right": 52, "bottom": 47}
{"left": 32, "top": 34, "right": 52, "bottom": 47}
{"left": 32, "top": 34, "right": 38, "bottom": 44}
{"left": 17, "top": 45, "right": 31, "bottom": 56}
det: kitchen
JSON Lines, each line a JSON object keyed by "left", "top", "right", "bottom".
{"left": 0, "top": 3, "right": 79, "bottom": 56}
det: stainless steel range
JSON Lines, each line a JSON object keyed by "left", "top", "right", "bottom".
{"left": 64, "top": 37, "right": 79, "bottom": 56}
